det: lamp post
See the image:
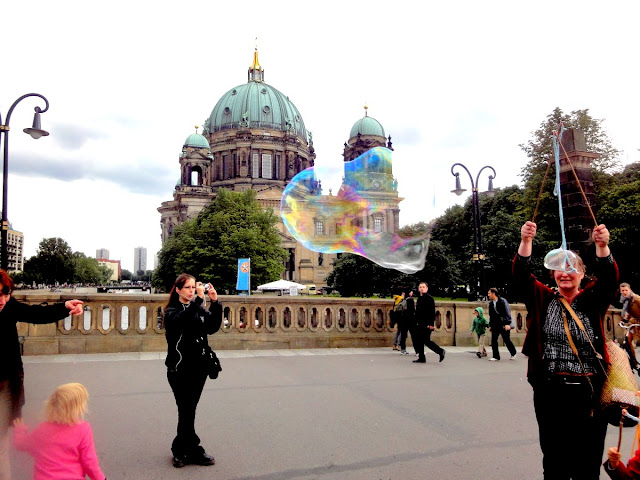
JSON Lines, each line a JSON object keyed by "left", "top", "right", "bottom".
{"left": 0, "top": 93, "right": 49, "bottom": 271}
{"left": 450, "top": 163, "right": 497, "bottom": 300}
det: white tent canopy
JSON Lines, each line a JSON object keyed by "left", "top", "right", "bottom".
{"left": 256, "top": 279, "right": 306, "bottom": 291}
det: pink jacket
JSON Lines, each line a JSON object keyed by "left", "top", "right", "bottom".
{"left": 13, "top": 420, "right": 105, "bottom": 480}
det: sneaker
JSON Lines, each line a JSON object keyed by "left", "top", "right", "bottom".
{"left": 188, "top": 452, "right": 215, "bottom": 466}
{"left": 489, "top": 358, "right": 499, "bottom": 362}
{"left": 413, "top": 357, "right": 426, "bottom": 363}
{"left": 173, "top": 456, "right": 186, "bottom": 468}
{"left": 510, "top": 354, "right": 517, "bottom": 360}
{"left": 392, "top": 345, "right": 399, "bottom": 351}
{"left": 439, "top": 350, "right": 446, "bottom": 363}
{"left": 476, "top": 352, "right": 482, "bottom": 358}
{"left": 401, "top": 350, "right": 409, "bottom": 355}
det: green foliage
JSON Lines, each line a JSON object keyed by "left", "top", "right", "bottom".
{"left": 153, "top": 189, "right": 287, "bottom": 292}
{"left": 20, "top": 238, "right": 74, "bottom": 285}
{"left": 597, "top": 162, "right": 640, "bottom": 287}
{"left": 72, "top": 252, "right": 113, "bottom": 284}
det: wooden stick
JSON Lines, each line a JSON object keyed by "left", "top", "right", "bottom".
{"left": 531, "top": 160, "right": 552, "bottom": 224}
{"left": 619, "top": 414, "right": 625, "bottom": 452}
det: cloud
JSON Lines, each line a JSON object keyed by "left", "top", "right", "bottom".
{"left": 10, "top": 151, "right": 175, "bottom": 195}
{"left": 49, "top": 123, "right": 108, "bottom": 149}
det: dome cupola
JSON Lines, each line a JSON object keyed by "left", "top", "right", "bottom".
{"left": 183, "top": 126, "right": 210, "bottom": 148}
{"left": 349, "top": 105, "right": 386, "bottom": 139}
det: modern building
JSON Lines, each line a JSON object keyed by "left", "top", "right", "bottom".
{"left": 97, "top": 259, "right": 120, "bottom": 282}
{"left": 158, "top": 49, "right": 400, "bottom": 288}
{"left": 96, "top": 248, "right": 109, "bottom": 260}
{"left": 7, "top": 225, "right": 24, "bottom": 273}
{"left": 134, "top": 247, "right": 147, "bottom": 274}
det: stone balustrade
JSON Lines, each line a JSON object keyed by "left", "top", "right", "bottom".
{"left": 13, "top": 292, "right": 623, "bottom": 356}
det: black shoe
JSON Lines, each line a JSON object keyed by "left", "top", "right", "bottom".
{"left": 476, "top": 352, "right": 482, "bottom": 358}
{"left": 173, "top": 456, "right": 186, "bottom": 468}
{"left": 189, "top": 452, "right": 215, "bottom": 466}
{"left": 439, "top": 350, "right": 446, "bottom": 362}
{"left": 413, "top": 358, "right": 426, "bottom": 363}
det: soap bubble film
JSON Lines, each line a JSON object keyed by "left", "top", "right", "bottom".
{"left": 280, "top": 147, "right": 430, "bottom": 274}
{"left": 544, "top": 247, "right": 579, "bottom": 273}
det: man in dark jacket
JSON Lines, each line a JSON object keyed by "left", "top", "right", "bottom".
{"left": 413, "top": 282, "right": 445, "bottom": 363}
{"left": 487, "top": 287, "right": 517, "bottom": 361}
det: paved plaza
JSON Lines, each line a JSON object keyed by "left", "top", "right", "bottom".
{"left": 10, "top": 347, "right": 632, "bottom": 480}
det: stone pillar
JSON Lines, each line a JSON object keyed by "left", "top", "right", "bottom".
{"left": 559, "top": 129, "right": 601, "bottom": 257}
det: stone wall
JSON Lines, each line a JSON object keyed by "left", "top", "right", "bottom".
{"left": 13, "top": 293, "right": 623, "bottom": 355}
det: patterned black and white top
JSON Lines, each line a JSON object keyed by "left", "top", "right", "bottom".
{"left": 543, "top": 297, "right": 597, "bottom": 375}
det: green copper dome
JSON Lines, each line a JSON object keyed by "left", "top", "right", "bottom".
{"left": 184, "top": 132, "right": 210, "bottom": 149}
{"left": 205, "top": 82, "right": 307, "bottom": 138}
{"left": 349, "top": 114, "right": 385, "bottom": 139}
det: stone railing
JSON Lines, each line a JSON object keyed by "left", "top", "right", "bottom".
{"left": 13, "top": 292, "right": 624, "bottom": 356}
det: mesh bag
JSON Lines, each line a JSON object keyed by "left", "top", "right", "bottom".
{"left": 601, "top": 340, "right": 639, "bottom": 427}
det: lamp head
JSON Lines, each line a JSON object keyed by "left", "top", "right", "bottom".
{"left": 483, "top": 175, "right": 496, "bottom": 198}
{"left": 451, "top": 173, "right": 466, "bottom": 196}
{"left": 23, "top": 107, "right": 49, "bottom": 139}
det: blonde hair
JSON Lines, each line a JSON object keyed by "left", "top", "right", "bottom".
{"left": 44, "top": 383, "right": 89, "bottom": 425}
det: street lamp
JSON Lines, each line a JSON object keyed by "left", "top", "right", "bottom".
{"left": 450, "top": 163, "right": 497, "bottom": 300}
{"left": 0, "top": 94, "right": 49, "bottom": 271}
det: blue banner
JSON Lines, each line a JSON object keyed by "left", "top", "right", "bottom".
{"left": 236, "top": 258, "right": 250, "bottom": 291}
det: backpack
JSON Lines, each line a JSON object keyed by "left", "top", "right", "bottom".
{"left": 390, "top": 298, "right": 407, "bottom": 327}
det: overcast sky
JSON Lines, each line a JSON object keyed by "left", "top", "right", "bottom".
{"left": 2, "top": 0, "right": 638, "bottom": 272}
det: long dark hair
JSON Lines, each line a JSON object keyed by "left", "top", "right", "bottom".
{"left": 165, "top": 273, "right": 195, "bottom": 309}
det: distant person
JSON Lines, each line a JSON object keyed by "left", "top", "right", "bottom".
{"left": 401, "top": 290, "right": 415, "bottom": 355}
{"left": 620, "top": 282, "right": 640, "bottom": 371}
{"left": 413, "top": 282, "right": 445, "bottom": 364}
{"left": 164, "top": 274, "right": 222, "bottom": 468}
{"left": 0, "top": 269, "right": 83, "bottom": 479}
{"left": 391, "top": 290, "right": 405, "bottom": 351}
{"left": 487, "top": 287, "right": 517, "bottom": 361}
{"left": 12, "top": 383, "right": 106, "bottom": 480}
{"left": 470, "top": 307, "right": 489, "bottom": 358}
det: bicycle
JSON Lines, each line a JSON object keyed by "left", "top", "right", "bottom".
{"left": 618, "top": 321, "right": 640, "bottom": 374}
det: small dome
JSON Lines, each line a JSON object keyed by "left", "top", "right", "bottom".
{"left": 184, "top": 133, "right": 210, "bottom": 149}
{"left": 349, "top": 115, "right": 386, "bottom": 139}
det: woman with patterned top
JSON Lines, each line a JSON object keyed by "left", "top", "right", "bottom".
{"left": 514, "top": 221, "right": 619, "bottom": 480}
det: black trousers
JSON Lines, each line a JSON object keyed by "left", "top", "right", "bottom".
{"left": 167, "top": 368, "right": 208, "bottom": 458}
{"left": 533, "top": 377, "right": 607, "bottom": 480}
{"left": 490, "top": 326, "right": 517, "bottom": 359}
{"left": 398, "top": 319, "right": 409, "bottom": 350}
{"left": 415, "top": 325, "right": 443, "bottom": 360}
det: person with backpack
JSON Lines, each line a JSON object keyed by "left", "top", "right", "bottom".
{"left": 487, "top": 287, "right": 517, "bottom": 361}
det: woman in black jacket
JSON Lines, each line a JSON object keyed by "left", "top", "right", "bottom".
{"left": 164, "top": 273, "right": 222, "bottom": 468}
{"left": 0, "top": 269, "right": 84, "bottom": 478}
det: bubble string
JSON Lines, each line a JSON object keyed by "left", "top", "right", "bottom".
{"left": 551, "top": 125, "right": 578, "bottom": 274}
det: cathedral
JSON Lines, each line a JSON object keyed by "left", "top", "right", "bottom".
{"left": 158, "top": 49, "right": 401, "bottom": 289}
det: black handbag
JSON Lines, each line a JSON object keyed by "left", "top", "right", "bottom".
{"left": 207, "top": 348, "right": 222, "bottom": 379}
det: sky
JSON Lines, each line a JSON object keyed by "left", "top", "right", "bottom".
{"left": 2, "top": 0, "right": 639, "bottom": 272}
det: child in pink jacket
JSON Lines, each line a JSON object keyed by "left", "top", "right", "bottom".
{"left": 12, "top": 382, "right": 106, "bottom": 480}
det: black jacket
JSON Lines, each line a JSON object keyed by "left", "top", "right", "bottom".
{"left": 488, "top": 296, "right": 512, "bottom": 328}
{"left": 164, "top": 296, "right": 222, "bottom": 372}
{"left": 415, "top": 294, "right": 436, "bottom": 328}
{"left": 0, "top": 297, "right": 70, "bottom": 419}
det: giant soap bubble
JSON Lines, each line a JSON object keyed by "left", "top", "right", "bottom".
{"left": 544, "top": 248, "right": 580, "bottom": 274}
{"left": 280, "top": 147, "right": 430, "bottom": 274}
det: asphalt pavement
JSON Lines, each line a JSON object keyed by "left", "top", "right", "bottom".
{"left": 10, "top": 347, "right": 632, "bottom": 480}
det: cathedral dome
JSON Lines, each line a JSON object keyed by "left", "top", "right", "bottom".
{"left": 349, "top": 110, "right": 386, "bottom": 139}
{"left": 204, "top": 50, "right": 307, "bottom": 139}
{"left": 184, "top": 132, "right": 210, "bottom": 148}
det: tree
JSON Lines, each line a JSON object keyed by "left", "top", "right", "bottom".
{"left": 121, "top": 269, "right": 133, "bottom": 281}
{"left": 21, "top": 238, "right": 75, "bottom": 285}
{"left": 72, "top": 252, "right": 112, "bottom": 284}
{"left": 596, "top": 162, "right": 640, "bottom": 288}
{"left": 153, "top": 189, "right": 287, "bottom": 292}
{"left": 517, "top": 107, "right": 623, "bottom": 288}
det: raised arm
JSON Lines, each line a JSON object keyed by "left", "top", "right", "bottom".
{"left": 518, "top": 221, "right": 537, "bottom": 257}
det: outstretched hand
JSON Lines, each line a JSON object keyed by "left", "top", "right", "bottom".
{"left": 518, "top": 221, "right": 537, "bottom": 257}
{"left": 65, "top": 300, "right": 84, "bottom": 316}
{"left": 592, "top": 224, "right": 611, "bottom": 258}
